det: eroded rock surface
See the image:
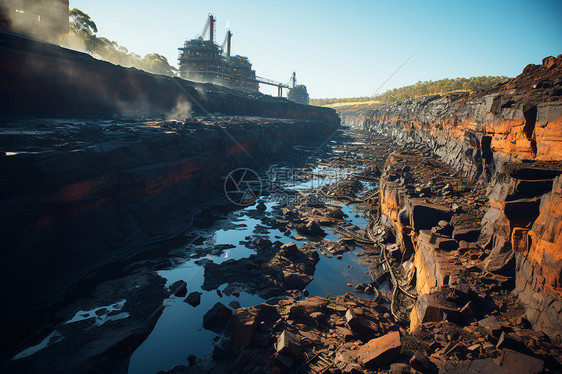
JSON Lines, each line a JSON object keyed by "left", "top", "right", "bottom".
{"left": 338, "top": 56, "right": 562, "bottom": 346}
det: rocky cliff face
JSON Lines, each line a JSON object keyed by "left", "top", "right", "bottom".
{"left": 339, "top": 55, "right": 562, "bottom": 342}
{"left": 514, "top": 175, "right": 562, "bottom": 337}
{"left": 342, "top": 55, "right": 562, "bottom": 181}
{"left": 0, "top": 29, "right": 340, "bottom": 341}
{"left": 0, "top": 116, "right": 340, "bottom": 367}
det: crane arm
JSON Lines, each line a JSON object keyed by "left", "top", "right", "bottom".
{"left": 221, "top": 32, "right": 228, "bottom": 50}
{"left": 255, "top": 76, "right": 289, "bottom": 88}
{"left": 200, "top": 17, "right": 209, "bottom": 39}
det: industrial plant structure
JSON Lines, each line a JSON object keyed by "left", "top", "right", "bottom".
{"left": 178, "top": 16, "right": 259, "bottom": 92}
{"left": 287, "top": 72, "right": 310, "bottom": 105}
{"left": 178, "top": 15, "right": 309, "bottom": 103}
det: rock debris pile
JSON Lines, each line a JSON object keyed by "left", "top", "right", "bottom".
{"left": 164, "top": 56, "right": 562, "bottom": 373}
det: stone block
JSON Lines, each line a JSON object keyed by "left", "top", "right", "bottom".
{"left": 496, "top": 348, "right": 544, "bottom": 374}
{"left": 410, "top": 292, "right": 461, "bottom": 331}
{"left": 232, "top": 307, "right": 261, "bottom": 348}
{"left": 478, "top": 315, "right": 502, "bottom": 337}
{"left": 357, "top": 331, "right": 401, "bottom": 366}
{"left": 203, "top": 302, "right": 232, "bottom": 331}
{"left": 276, "top": 330, "right": 302, "bottom": 361}
{"left": 169, "top": 280, "right": 187, "bottom": 297}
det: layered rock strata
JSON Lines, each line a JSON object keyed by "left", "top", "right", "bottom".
{"left": 340, "top": 56, "right": 562, "bottom": 342}
{"left": 173, "top": 131, "right": 561, "bottom": 373}
{"left": 0, "top": 116, "right": 338, "bottom": 335}
{"left": 0, "top": 29, "right": 340, "bottom": 341}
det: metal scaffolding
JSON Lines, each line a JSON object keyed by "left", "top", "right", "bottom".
{"left": 178, "top": 14, "right": 308, "bottom": 102}
{"left": 178, "top": 14, "right": 258, "bottom": 92}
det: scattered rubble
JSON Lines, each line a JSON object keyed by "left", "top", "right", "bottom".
{"left": 7, "top": 54, "right": 562, "bottom": 374}
{"left": 195, "top": 123, "right": 562, "bottom": 373}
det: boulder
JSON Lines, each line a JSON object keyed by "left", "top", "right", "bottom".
{"left": 297, "top": 220, "right": 326, "bottom": 236}
{"left": 410, "top": 292, "right": 461, "bottom": 330}
{"left": 288, "top": 298, "right": 328, "bottom": 319}
{"left": 283, "top": 272, "right": 311, "bottom": 290}
{"left": 169, "top": 280, "right": 187, "bottom": 297}
{"left": 232, "top": 307, "right": 261, "bottom": 348}
{"left": 279, "top": 242, "right": 298, "bottom": 257}
{"left": 345, "top": 308, "right": 360, "bottom": 328}
{"left": 414, "top": 231, "right": 462, "bottom": 295}
{"left": 345, "top": 308, "right": 378, "bottom": 337}
{"left": 478, "top": 315, "right": 502, "bottom": 337}
{"left": 495, "top": 331, "right": 526, "bottom": 351}
{"left": 228, "top": 300, "right": 241, "bottom": 309}
{"left": 496, "top": 348, "right": 544, "bottom": 374}
{"left": 409, "top": 351, "right": 434, "bottom": 373}
{"left": 357, "top": 330, "right": 401, "bottom": 366}
{"left": 254, "top": 238, "right": 272, "bottom": 250}
{"left": 276, "top": 330, "right": 302, "bottom": 362}
{"left": 184, "top": 291, "right": 202, "bottom": 307}
{"left": 202, "top": 302, "right": 232, "bottom": 331}
{"left": 483, "top": 239, "right": 515, "bottom": 275}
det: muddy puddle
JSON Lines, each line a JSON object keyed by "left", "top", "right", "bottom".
{"left": 10, "top": 143, "right": 381, "bottom": 374}
{"left": 126, "top": 164, "right": 379, "bottom": 373}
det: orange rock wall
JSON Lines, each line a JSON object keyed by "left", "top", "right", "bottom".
{"left": 527, "top": 176, "right": 562, "bottom": 292}
{"left": 413, "top": 231, "right": 462, "bottom": 296}
{"left": 514, "top": 176, "right": 562, "bottom": 341}
{"left": 352, "top": 56, "right": 562, "bottom": 339}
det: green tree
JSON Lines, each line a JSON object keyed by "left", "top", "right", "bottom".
{"left": 69, "top": 8, "right": 102, "bottom": 53}
{"left": 69, "top": 8, "right": 97, "bottom": 35}
{"left": 67, "top": 8, "right": 177, "bottom": 77}
{"left": 140, "top": 53, "right": 177, "bottom": 76}
{"left": 310, "top": 76, "right": 510, "bottom": 106}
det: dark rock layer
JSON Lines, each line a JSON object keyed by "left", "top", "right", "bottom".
{"left": 0, "top": 29, "right": 340, "bottom": 347}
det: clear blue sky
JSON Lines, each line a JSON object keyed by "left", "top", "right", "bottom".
{"left": 69, "top": 0, "right": 562, "bottom": 98}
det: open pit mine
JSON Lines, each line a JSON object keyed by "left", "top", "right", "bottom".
{"left": 1, "top": 5, "right": 562, "bottom": 374}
